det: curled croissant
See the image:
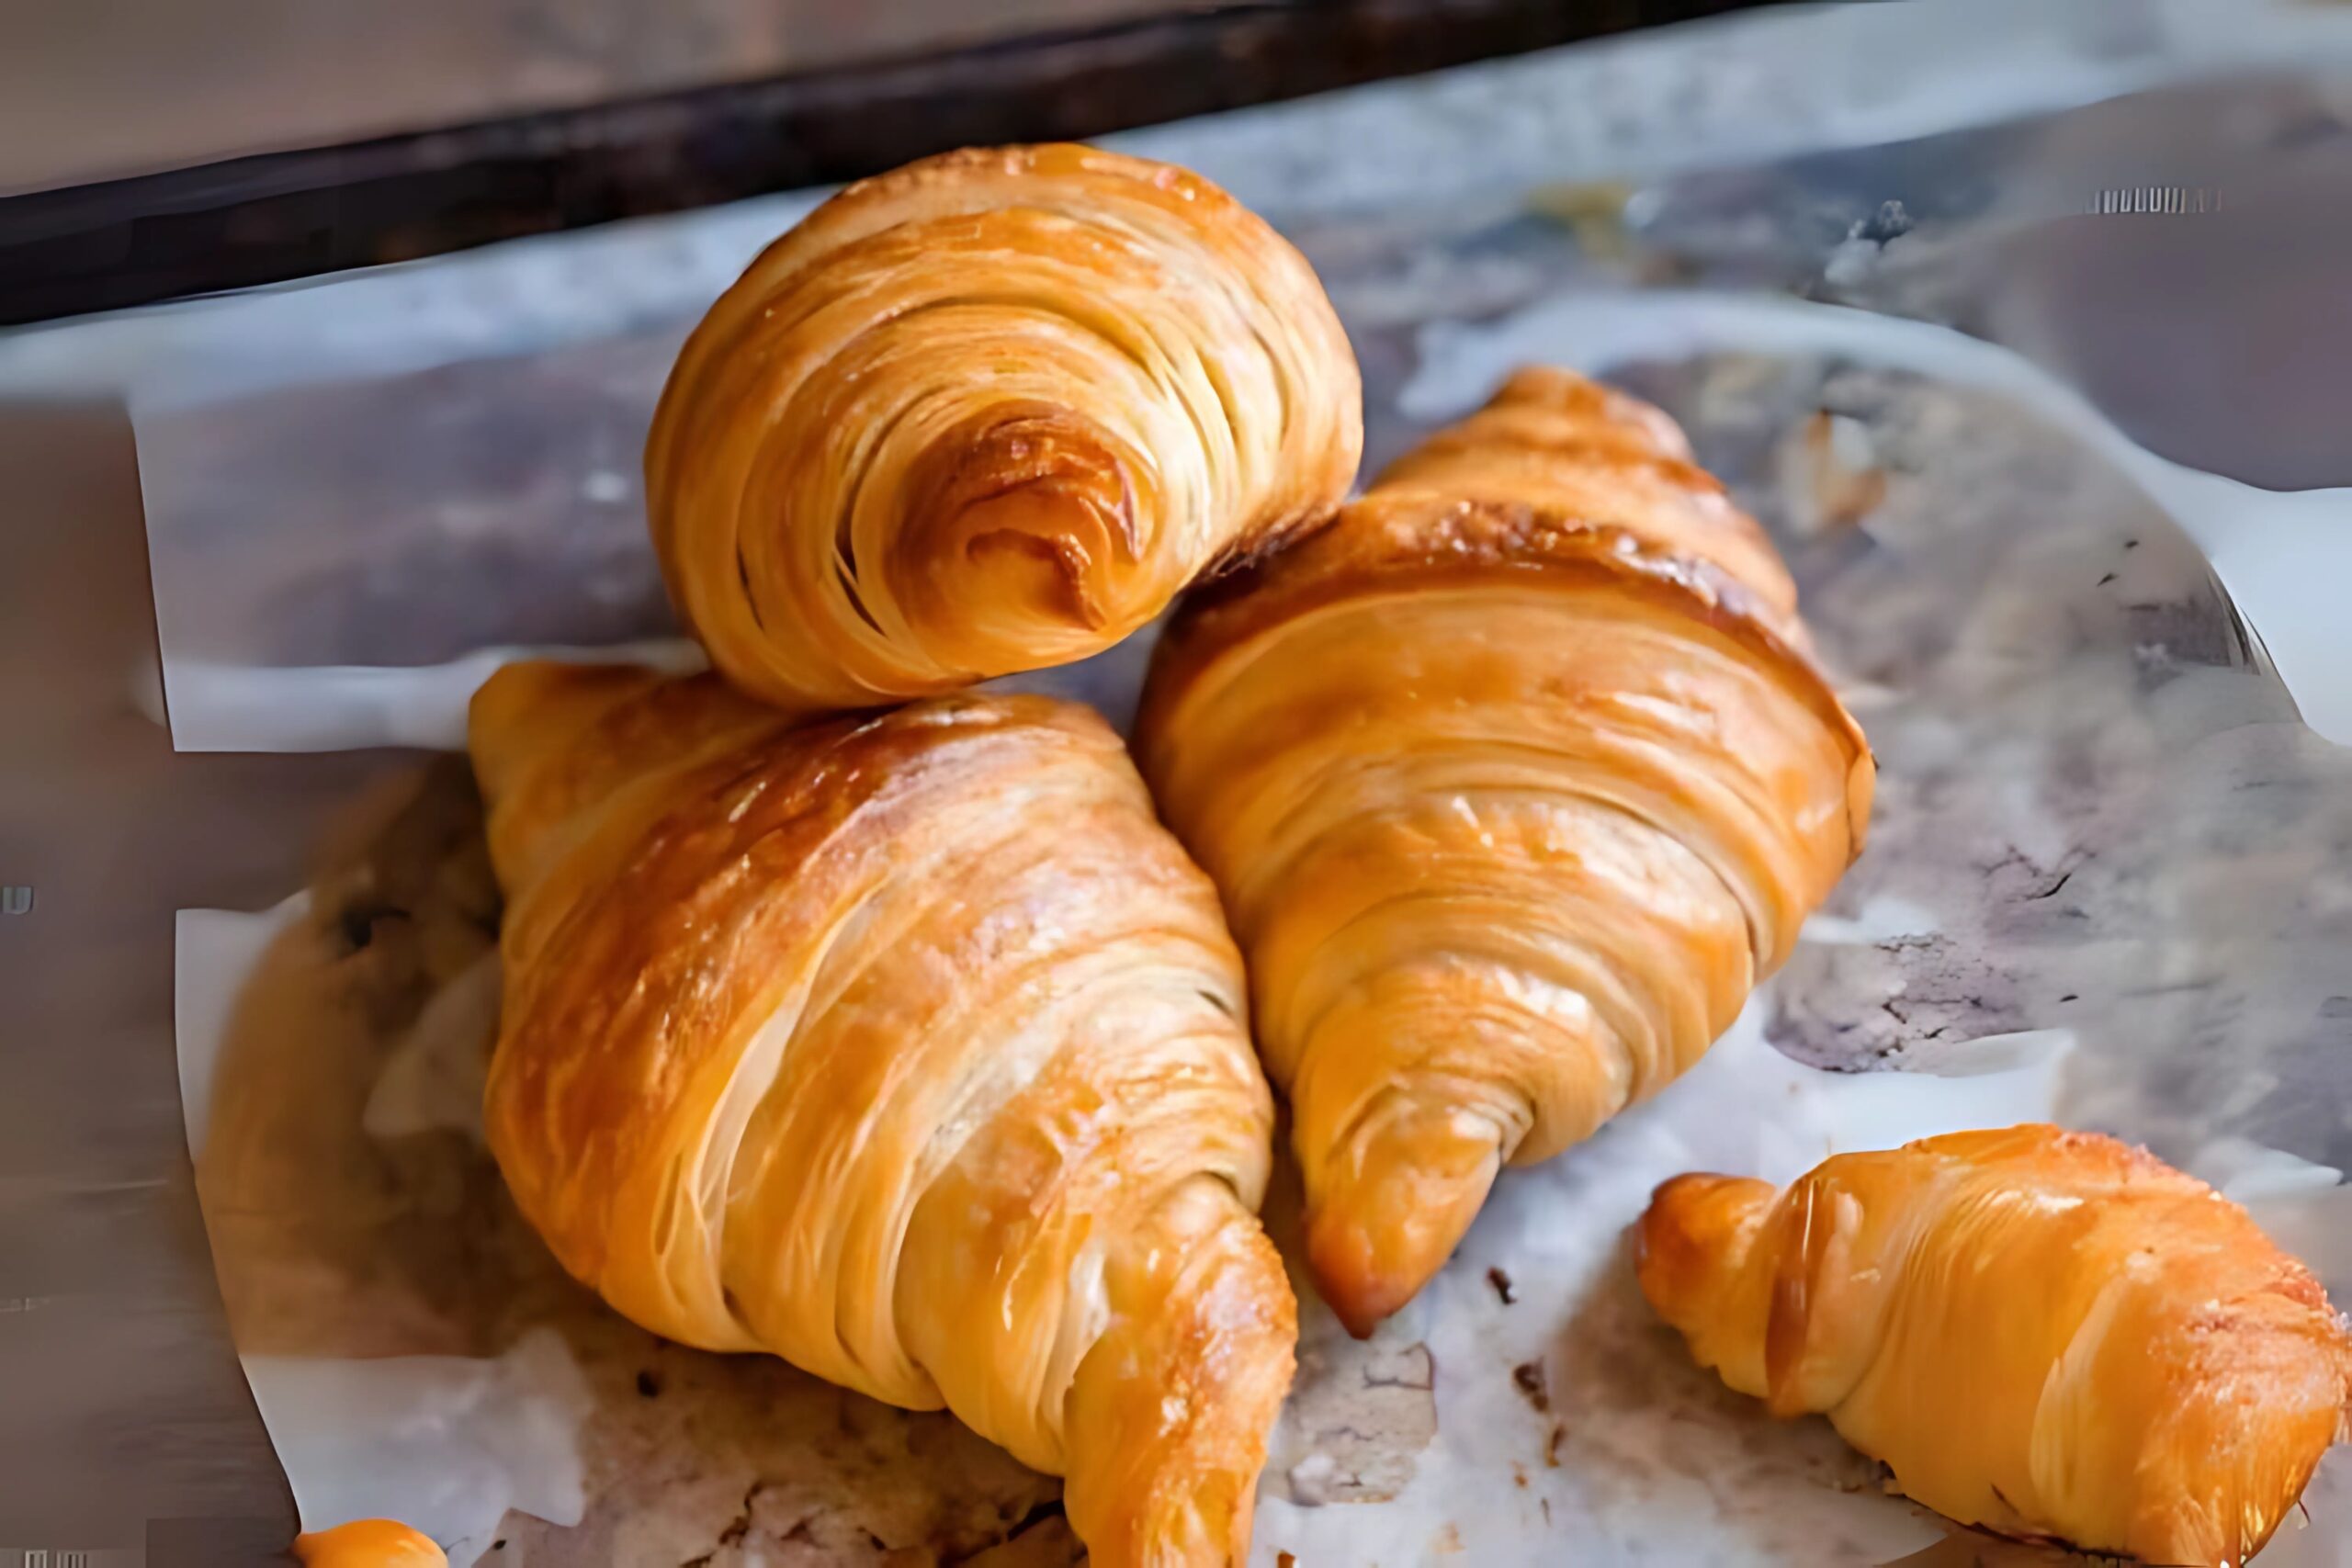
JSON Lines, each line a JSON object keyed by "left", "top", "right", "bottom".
{"left": 647, "top": 143, "right": 1363, "bottom": 711}
{"left": 1136, "top": 367, "right": 1871, "bottom": 1334}
{"left": 469, "top": 663, "right": 1295, "bottom": 1565}
{"left": 1639, "top": 1126, "right": 2352, "bottom": 1566}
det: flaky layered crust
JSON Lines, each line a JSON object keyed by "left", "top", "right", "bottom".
{"left": 646, "top": 143, "right": 1362, "bottom": 711}
{"left": 470, "top": 663, "right": 1295, "bottom": 1566}
{"left": 1136, "top": 367, "right": 1871, "bottom": 1334}
{"left": 1369, "top": 366, "right": 1801, "bottom": 632}
{"left": 1639, "top": 1126, "right": 2352, "bottom": 1566}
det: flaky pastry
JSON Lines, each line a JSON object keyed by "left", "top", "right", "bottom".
{"left": 1640, "top": 1126, "right": 2352, "bottom": 1566}
{"left": 470, "top": 663, "right": 1295, "bottom": 1565}
{"left": 647, "top": 143, "right": 1361, "bottom": 711}
{"left": 1136, "top": 367, "right": 1871, "bottom": 1333}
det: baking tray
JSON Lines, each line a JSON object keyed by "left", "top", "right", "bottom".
{"left": 7, "top": 3, "right": 2352, "bottom": 1561}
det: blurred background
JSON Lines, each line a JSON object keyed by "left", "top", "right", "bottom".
{"left": 4, "top": 1, "right": 1765, "bottom": 197}
{"left": 6, "top": 0, "right": 1215, "bottom": 191}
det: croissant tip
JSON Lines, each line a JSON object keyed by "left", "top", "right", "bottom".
{"left": 1304, "top": 1259, "right": 1394, "bottom": 1342}
{"left": 1311, "top": 1277, "right": 1390, "bottom": 1342}
{"left": 1303, "top": 1210, "right": 1434, "bottom": 1339}
{"left": 1634, "top": 1170, "right": 1771, "bottom": 1320}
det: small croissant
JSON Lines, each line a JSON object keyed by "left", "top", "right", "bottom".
{"left": 1640, "top": 1125, "right": 2352, "bottom": 1566}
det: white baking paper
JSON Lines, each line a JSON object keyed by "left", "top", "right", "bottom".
{"left": 175, "top": 897, "right": 2352, "bottom": 1563}
{"left": 137, "top": 19, "right": 2352, "bottom": 1549}
{"left": 176, "top": 901, "right": 594, "bottom": 1562}
{"left": 1406, "top": 291, "right": 2352, "bottom": 747}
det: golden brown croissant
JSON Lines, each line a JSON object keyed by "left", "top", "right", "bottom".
{"left": 1639, "top": 1126, "right": 2352, "bottom": 1566}
{"left": 646, "top": 143, "right": 1363, "bottom": 712}
{"left": 469, "top": 663, "right": 1295, "bottom": 1566}
{"left": 1370, "top": 366, "right": 1803, "bottom": 630}
{"left": 293, "top": 1520, "right": 447, "bottom": 1568}
{"left": 1136, "top": 367, "right": 1871, "bottom": 1335}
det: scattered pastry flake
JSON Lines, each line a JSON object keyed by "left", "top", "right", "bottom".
{"left": 1511, "top": 1361, "right": 1550, "bottom": 1415}
{"left": 1783, "top": 408, "right": 1889, "bottom": 535}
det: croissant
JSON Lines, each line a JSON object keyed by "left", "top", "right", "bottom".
{"left": 293, "top": 1520, "right": 446, "bottom": 1568}
{"left": 1135, "top": 367, "right": 1872, "bottom": 1335}
{"left": 1638, "top": 1126, "right": 2352, "bottom": 1565}
{"left": 1370, "top": 367, "right": 1804, "bottom": 631}
{"left": 646, "top": 143, "right": 1363, "bottom": 712}
{"left": 469, "top": 663, "right": 1295, "bottom": 1565}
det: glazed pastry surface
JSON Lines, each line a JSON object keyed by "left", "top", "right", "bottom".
{"left": 1639, "top": 1125, "right": 2352, "bottom": 1567}
{"left": 291, "top": 1519, "right": 447, "bottom": 1567}
{"left": 1136, "top": 367, "right": 1871, "bottom": 1333}
{"left": 1370, "top": 366, "right": 1802, "bottom": 632}
{"left": 647, "top": 142, "right": 1362, "bottom": 711}
{"left": 471, "top": 663, "right": 1295, "bottom": 1566}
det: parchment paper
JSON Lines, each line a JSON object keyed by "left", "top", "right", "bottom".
{"left": 130, "top": 19, "right": 2352, "bottom": 1562}
{"left": 170, "top": 804, "right": 2351, "bottom": 1566}
{"left": 169, "top": 337, "right": 2352, "bottom": 1562}
{"left": 176, "top": 764, "right": 1080, "bottom": 1567}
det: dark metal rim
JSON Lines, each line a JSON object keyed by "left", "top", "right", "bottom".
{"left": 0, "top": 0, "right": 1781, "bottom": 329}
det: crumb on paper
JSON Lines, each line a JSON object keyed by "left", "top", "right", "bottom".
{"left": 1511, "top": 1361, "right": 1549, "bottom": 1415}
